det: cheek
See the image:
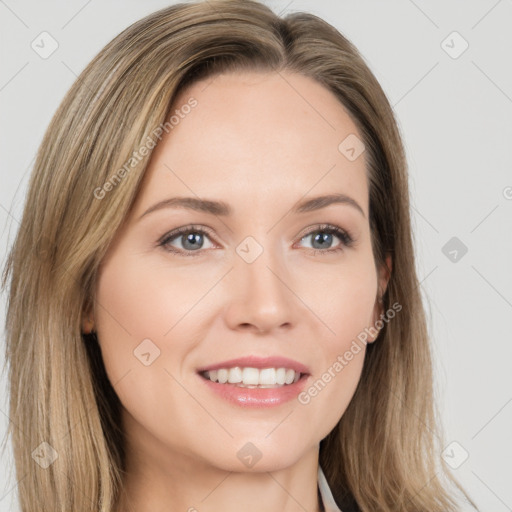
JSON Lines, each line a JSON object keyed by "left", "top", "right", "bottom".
{"left": 94, "top": 252, "right": 215, "bottom": 349}
{"left": 295, "top": 260, "right": 375, "bottom": 431}
{"left": 306, "top": 256, "right": 378, "bottom": 341}
{"left": 298, "top": 335, "right": 366, "bottom": 441}
{"left": 91, "top": 256, "right": 167, "bottom": 403}
{"left": 92, "top": 255, "right": 209, "bottom": 444}
{"left": 92, "top": 249, "right": 220, "bottom": 398}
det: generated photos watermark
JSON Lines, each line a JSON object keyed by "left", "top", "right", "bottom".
{"left": 93, "top": 97, "right": 198, "bottom": 200}
{"left": 298, "top": 301, "right": 402, "bottom": 405}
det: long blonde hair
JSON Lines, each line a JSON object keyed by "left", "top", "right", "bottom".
{"left": 2, "top": 1, "right": 478, "bottom": 510}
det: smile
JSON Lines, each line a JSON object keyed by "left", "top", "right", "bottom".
{"left": 197, "top": 356, "right": 310, "bottom": 407}
{"left": 201, "top": 367, "right": 302, "bottom": 387}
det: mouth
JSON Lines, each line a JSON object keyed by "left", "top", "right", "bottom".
{"left": 196, "top": 356, "right": 310, "bottom": 407}
{"left": 199, "top": 367, "right": 306, "bottom": 388}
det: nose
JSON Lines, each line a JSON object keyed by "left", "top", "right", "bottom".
{"left": 223, "top": 244, "right": 299, "bottom": 335}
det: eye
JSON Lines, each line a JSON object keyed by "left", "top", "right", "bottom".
{"left": 296, "top": 224, "right": 354, "bottom": 255}
{"left": 158, "top": 223, "right": 355, "bottom": 257}
{"left": 158, "top": 225, "right": 216, "bottom": 257}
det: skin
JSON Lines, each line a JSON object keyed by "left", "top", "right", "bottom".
{"left": 83, "top": 70, "right": 391, "bottom": 512}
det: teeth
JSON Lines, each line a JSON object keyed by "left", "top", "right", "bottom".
{"left": 217, "top": 369, "right": 228, "bottom": 384}
{"left": 259, "top": 368, "right": 276, "bottom": 385}
{"left": 276, "top": 368, "right": 286, "bottom": 385}
{"left": 204, "top": 367, "right": 302, "bottom": 387}
{"left": 242, "top": 367, "right": 259, "bottom": 385}
{"left": 228, "top": 367, "right": 242, "bottom": 384}
{"left": 285, "top": 369, "right": 295, "bottom": 385}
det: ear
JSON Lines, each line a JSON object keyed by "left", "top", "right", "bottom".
{"left": 367, "top": 254, "right": 392, "bottom": 343}
{"left": 81, "top": 301, "right": 95, "bottom": 334}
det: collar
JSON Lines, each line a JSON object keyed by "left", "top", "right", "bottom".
{"left": 318, "top": 465, "right": 343, "bottom": 512}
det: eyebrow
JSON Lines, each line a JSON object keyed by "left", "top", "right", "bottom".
{"left": 138, "top": 193, "right": 365, "bottom": 220}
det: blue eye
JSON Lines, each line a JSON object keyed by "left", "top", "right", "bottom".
{"left": 297, "top": 224, "right": 354, "bottom": 255}
{"left": 158, "top": 223, "right": 354, "bottom": 257}
{"left": 158, "top": 225, "right": 215, "bottom": 256}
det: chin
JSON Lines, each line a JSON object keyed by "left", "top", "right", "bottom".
{"left": 199, "top": 433, "right": 315, "bottom": 473}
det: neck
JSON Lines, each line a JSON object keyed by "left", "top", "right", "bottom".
{"left": 115, "top": 431, "right": 322, "bottom": 512}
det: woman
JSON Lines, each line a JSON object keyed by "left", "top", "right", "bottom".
{"left": 2, "top": 1, "right": 478, "bottom": 511}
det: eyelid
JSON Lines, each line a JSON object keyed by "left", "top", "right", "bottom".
{"left": 295, "top": 222, "right": 353, "bottom": 242}
{"left": 157, "top": 224, "right": 219, "bottom": 251}
{"left": 294, "top": 223, "right": 355, "bottom": 254}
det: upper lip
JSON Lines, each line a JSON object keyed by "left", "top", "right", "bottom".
{"left": 197, "top": 356, "right": 310, "bottom": 375}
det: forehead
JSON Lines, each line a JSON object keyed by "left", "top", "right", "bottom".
{"left": 132, "top": 70, "right": 369, "bottom": 218}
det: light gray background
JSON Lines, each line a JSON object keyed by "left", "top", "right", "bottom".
{"left": 1, "top": 1, "right": 511, "bottom": 511}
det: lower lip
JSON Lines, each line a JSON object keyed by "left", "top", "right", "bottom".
{"left": 199, "top": 374, "right": 309, "bottom": 408}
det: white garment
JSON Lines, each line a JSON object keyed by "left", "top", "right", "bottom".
{"left": 318, "top": 466, "right": 343, "bottom": 512}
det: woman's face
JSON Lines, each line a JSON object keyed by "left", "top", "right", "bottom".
{"left": 90, "top": 70, "right": 390, "bottom": 473}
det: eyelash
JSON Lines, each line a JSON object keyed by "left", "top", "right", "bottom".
{"left": 157, "top": 223, "right": 355, "bottom": 258}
